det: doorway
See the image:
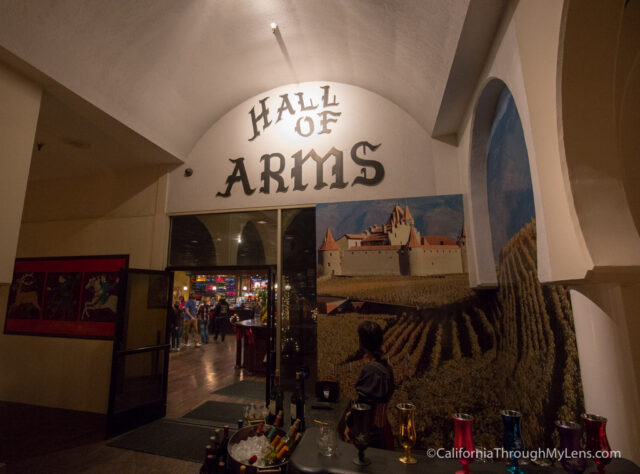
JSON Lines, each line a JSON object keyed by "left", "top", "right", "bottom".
{"left": 166, "top": 266, "right": 276, "bottom": 422}
{"left": 165, "top": 207, "right": 318, "bottom": 421}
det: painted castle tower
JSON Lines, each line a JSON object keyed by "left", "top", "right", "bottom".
{"left": 319, "top": 205, "right": 466, "bottom": 277}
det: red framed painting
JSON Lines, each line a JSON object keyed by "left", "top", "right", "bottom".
{"left": 4, "top": 255, "right": 129, "bottom": 339}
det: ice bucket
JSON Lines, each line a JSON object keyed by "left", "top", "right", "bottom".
{"left": 227, "top": 424, "right": 288, "bottom": 474}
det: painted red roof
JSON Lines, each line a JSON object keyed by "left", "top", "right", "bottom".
{"left": 407, "top": 227, "right": 421, "bottom": 248}
{"left": 404, "top": 205, "right": 414, "bottom": 224}
{"left": 423, "top": 235, "right": 457, "bottom": 246}
{"left": 345, "top": 233, "right": 365, "bottom": 239}
{"left": 319, "top": 228, "right": 339, "bottom": 250}
{"left": 362, "top": 233, "right": 388, "bottom": 243}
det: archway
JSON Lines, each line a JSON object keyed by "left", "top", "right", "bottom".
{"left": 237, "top": 221, "right": 266, "bottom": 265}
{"left": 168, "top": 215, "right": 216, "bottom": 267}
{"left": 469, "top": 78, "right": 537, "bottom": 286}
{"left": 559, "top": 0, "right": 640, "bottom": 268}
{"left": 485, "top": 87, "right": 536, "bottom": 269}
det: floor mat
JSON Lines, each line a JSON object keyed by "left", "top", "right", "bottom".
{"left": 211, "top": 380, "right": 265, "bottom": 400}
{"left": 107, "top": 419, "right": 215, "bottom": 463}
{"left": 181, "top": 400, "right": 247, "bottom": 424}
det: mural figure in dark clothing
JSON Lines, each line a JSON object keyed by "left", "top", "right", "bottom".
{"left": 345, "top": 321, "right": 395, "bottom": 450}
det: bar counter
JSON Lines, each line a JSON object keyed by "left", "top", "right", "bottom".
{"left": 231, "top": 318, "right": 268, "bottom": 374}
{"left": 289, "top": 428, "right": 639, "bottom": 474}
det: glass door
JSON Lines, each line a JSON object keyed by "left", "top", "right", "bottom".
{"left": 106, "top": 269, "right": 171, "bottom": 437}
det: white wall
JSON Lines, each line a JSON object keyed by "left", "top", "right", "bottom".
{"left": 19, "top": 165, "right": 170, "bottom": 270}
{"left": 167, "top": 82, "right": 461, "bottom": 214}
{"left": 0, "top": 164, "right": 169, "bottom": 414}
{"left": 571, "top": 288, "right": 639, "bottom": 463}
{"left": 560, "top": 0, "right": 640, "bottom": 270}
{"left": 0, "top": 61, "right": 41, "bottom": 284}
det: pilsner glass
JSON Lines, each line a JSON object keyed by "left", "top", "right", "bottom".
{"left": 396, "top": 403, "right": 418, "bottom": 464}
{"left": 555, "top": 420, "right": 586, "bottom": 474}
{"left": 453, "top": 413, "right": 475, "bottom": 474}
{"left": 582, "top": 414, "right": 611, "bottom": 474}
{"left": 501, "top": 410, "right": 524, "bottom": 474}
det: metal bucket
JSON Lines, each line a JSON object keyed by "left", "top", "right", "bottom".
{"left": 227, "top": 425, "right": 288, "bottom": 474}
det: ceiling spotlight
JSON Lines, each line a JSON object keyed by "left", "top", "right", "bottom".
{"left": 271, "top": 22, "right": 278, "bottom": 33}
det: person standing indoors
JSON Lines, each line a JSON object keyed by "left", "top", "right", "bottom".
{"left": 183, "top": 293, "right": 201, "bottom": 348}
{"left": 177, "top": 295, "right": 186, "bottom": 346}
{"left": 170, "top": 300, "right": 183, "bottom": 351}
{"left": 213, "top": 295, "right": 230, "bottom": 342}
{"left": 197, "top": 296, "right": 211, "bottom": 344}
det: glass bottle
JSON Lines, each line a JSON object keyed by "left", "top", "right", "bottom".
{"left": 273, "top": 409, "right": 283, "bottom": 428}
{"left": 268, "top": 376, "right": 284, "bottom": 425}
{"left": 220, "top": 425, "right": 229, "bottom": 464}
{"left": 213, "top": 429, "right": 222, "bottom": 457}
{"left": 284, "top": 419, "right": 300, "bottom": 443}
{"left": 290, "top": 371, "right": 306, "bottom": 431}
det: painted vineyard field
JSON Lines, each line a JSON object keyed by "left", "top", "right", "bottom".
{"left": 317, "top": 219, "right": 584, "bottom": 450}
{"left": 317, "top": 274, "right": 474, "bottom": 308}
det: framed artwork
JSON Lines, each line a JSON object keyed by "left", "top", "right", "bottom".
{"left": 4, "top": 255, "right": 128, "bottom": 339}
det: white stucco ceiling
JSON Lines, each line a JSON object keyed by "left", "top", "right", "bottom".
{"left": 0, "top": 0, "right": 506, "bottom": 177}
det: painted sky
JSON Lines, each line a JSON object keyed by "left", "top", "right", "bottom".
{"left": 316, "top": 194, "right": 463, "bottom": 249}
{"left": 486, "top": 88, "right": 536, "bottom": 265}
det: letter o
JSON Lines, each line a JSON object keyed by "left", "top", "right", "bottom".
{"left": 295, "top": 116, "right": 314, "bottom": 137}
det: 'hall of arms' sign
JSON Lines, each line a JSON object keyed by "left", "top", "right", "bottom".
{"left": 217, "top": 85, "right": 385, "bottom": 198}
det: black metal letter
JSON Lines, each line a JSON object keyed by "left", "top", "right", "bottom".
{"left": 307, "top": 147, "right": 348, "bottom": 190}
{"left": 350, "top": 141, "right": 384, "bottom": 186}
{"left": 216, "top": 157, "right": 256, "bottom": 197}
{"left": 295, "top": 92, "right": 318, "bottom": 111}
{"left": 321, "top": 85, "right": 339, "bottom": 107}
{"left": 318, "top": 110, "right": 341, "bottom": 135}
{"left": 290, "top": 150, "right": 309, "bottom": 192}
{"left": 295, "top": 116, "right": 314, "bottom": 137}
{"left": 260, "top": 153, "right": 288, "bottom": 194}
{"left": 275, "top": 94, "right": 295, "bottom": 123}
{"left": 248, "top": 97, "right": 271, "bottom": 141}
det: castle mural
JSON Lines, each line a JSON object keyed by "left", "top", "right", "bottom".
{"left": 316, "top": 89, "right": 584, "bottom": 453}
{"left": 318, "top": 204, "right": 466, "bottom": 277}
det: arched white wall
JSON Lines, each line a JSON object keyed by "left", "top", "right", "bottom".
{"left": 167, "top": 82, "right": 462, "bottom": 214}
{"left": 467, "top": 78, "right": 537, "bottom": 287}
{"left": 559, "top": 0, "right": 640, "bottom": 271}
{"left": 570, "top": 288, "right": 640, "bottom": 463}
{"left": 458, "top": 0, "right": 591, "bottom": 288}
